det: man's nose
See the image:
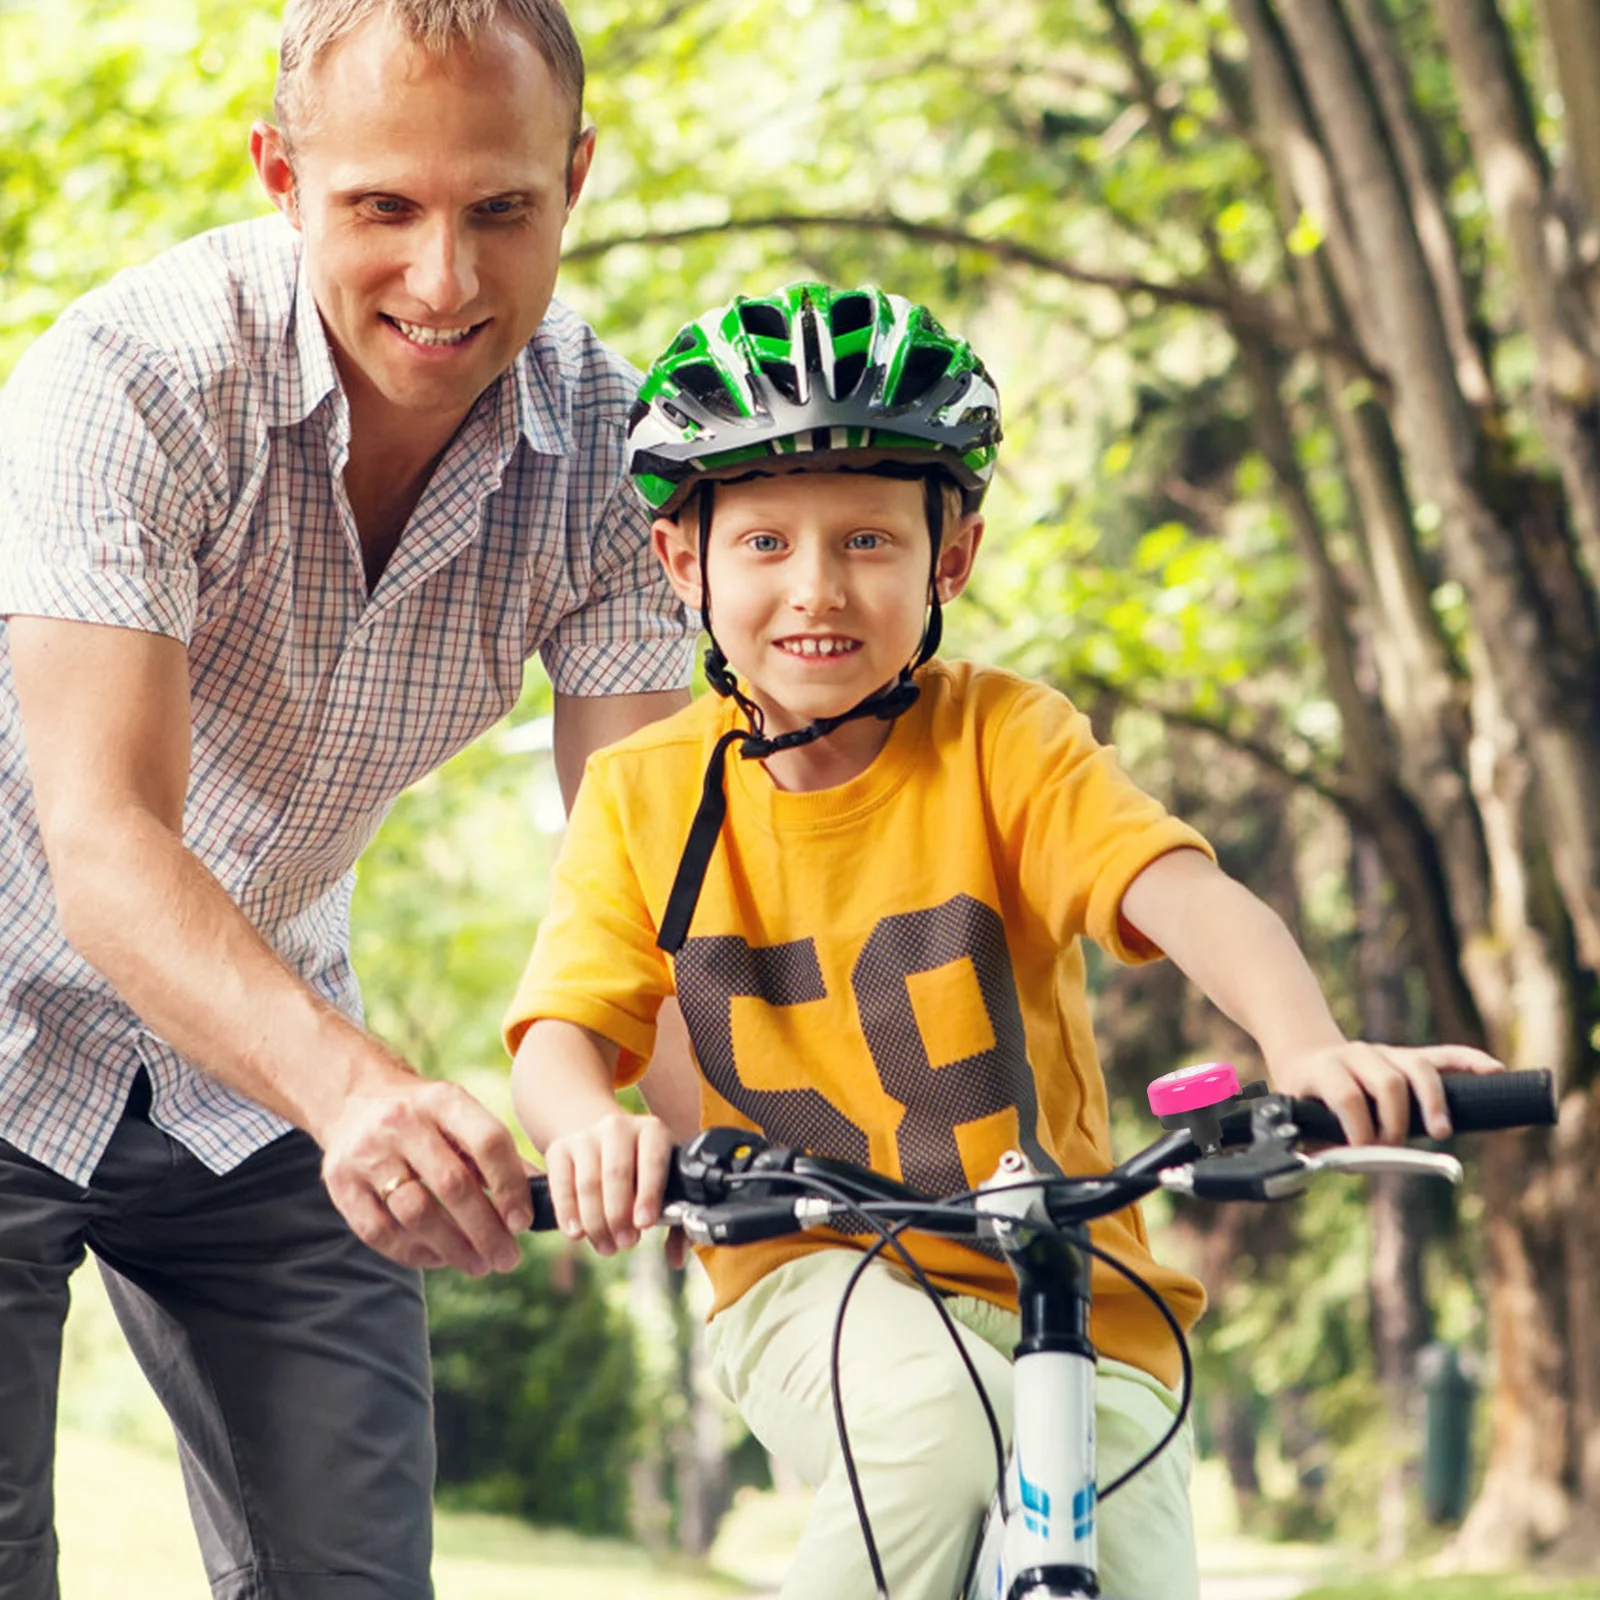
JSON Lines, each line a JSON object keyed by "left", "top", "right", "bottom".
{"left": 406, "top": 216, "right": 478, "bottom": 314}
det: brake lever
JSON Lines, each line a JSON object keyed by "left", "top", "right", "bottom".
{"left": 1301, "top": 1147, "right": 1463, "bottom": 1183}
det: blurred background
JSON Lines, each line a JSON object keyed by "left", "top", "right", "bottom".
{"left": 5, "top": 0, "right": 1600, "bottom": 1594}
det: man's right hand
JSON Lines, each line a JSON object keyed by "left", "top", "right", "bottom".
{"left": 541, "top": 1109, "right": 674, "bottom": 1255}
{"left": 317, "top": 1067, "right": 535, "bottom": 1274}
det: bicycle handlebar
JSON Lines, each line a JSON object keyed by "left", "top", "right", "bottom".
{"left": 1264, "top": 1067, "right": 1554, "bottom": 1146}
{"left": 523, "top": 1069, "right": 1556, "bottom": 1235}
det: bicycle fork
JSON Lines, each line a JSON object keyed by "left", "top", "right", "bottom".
{"left": 965, "top": 1154, "right": 1101, "bottom": 1600}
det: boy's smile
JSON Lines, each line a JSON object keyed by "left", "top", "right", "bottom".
{"left": 654, "top": 470, "right": 982, "bottom": 781}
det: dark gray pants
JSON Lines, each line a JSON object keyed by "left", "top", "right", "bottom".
{"left": 0, "top": 1086, "right": 434, "bottom": 1600}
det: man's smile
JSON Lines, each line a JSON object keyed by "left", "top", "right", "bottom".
{"left": 382, "top": 314, "right": 487, "bottom": 348}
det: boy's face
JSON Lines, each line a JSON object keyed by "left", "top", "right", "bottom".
{"left": 653, "top": 471, "right": 983, "bottom": 736}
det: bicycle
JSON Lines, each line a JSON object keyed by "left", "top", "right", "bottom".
{"left": 525, "top": 1065, "right": 1555, "bottom": 1600}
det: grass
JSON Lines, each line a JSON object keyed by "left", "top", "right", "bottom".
{"left": 54, "top": 1268, "right": 751, "bottom": 1599}
{"left": 53, "top": 1270, "right": 1599, "bottom": 1600}
{"left": 1299, "top": 1580, "right": 1600, "bottom": 1599}
{"left": 55, "top": 1428, "right": 751, "bottom": 1600}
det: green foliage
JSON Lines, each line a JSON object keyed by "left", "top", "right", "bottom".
{"left": 0, "top": 0, "right": 275, "bottom": 373}
{"left": 1300, "top": 1578, "right": 1599, "bottom": 1600}
{"left": 349, "top": 675, "right": 558, "bottom": 1085}
{"left": 428, "top": 1236, "right": 640, "bottom": 1535}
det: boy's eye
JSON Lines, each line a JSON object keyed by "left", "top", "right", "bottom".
{"left": 747, "top": 533, "right": 784, "bottom": 552}
{"left": 846, "top": 531, "right": 885, "bottom": 550}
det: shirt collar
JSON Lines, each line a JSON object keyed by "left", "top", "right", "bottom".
{"left": 262, "top": 239, "right": 340, "bottom": 431}
{"left": 511, "top": 314, "right": 576, "bottom": 458}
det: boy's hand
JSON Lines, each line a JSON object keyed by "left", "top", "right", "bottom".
{"left": 543, "top": 1110, "right": 675, "bottom": 1254}
{"left": 1267, "top": 1041, "right": 1505, "bottom": 1144}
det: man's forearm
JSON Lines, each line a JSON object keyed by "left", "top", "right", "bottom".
{"left": 51, "top": 807, "right": 406, "bottom": 1139}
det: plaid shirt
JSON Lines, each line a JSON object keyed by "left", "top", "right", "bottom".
{"left": 0, "top": 215, "right": 693, "bottom": 1185}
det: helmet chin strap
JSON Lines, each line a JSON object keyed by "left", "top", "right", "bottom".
{"left": 657, "top": 476, "right": 947, "bottom": 954}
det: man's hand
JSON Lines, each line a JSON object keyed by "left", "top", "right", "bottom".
{"left": 541, "top": 1109, "right": 674, "bottom": 1255}
{"left": 1266, "top": 1041, "right": 1505, "bottom": 1144}
{"left": 317, "top": 1072, "right": 534, "bottom": 1275}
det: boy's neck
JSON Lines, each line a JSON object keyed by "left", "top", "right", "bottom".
{"left": 759, "top": 714, "right": 896, "bottom": 793}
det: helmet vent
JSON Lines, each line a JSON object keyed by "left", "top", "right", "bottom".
{"left": 673, "top": 362, "right": 744, "bottom": 420}
{"left": 829, "top": 294, "right": 874, "bottom": 336}
{"left": 760, "top": 360, "right": 803, "bottom": 404}
{"left": 738, "top": 302, "right": 789, "bottom": 340}
{"left": 670, "top": 328, "right": 699, "bottom": 356}
{"left": 832, "top": 351, "right": 869, "bottom": 399}
{"left": 896, "top": 345, "right": 952, "bottom": 401}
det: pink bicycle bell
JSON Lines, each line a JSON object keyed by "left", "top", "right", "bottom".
{"left": 1148, "top": 1061, "right": 1241, "bottom": 1156}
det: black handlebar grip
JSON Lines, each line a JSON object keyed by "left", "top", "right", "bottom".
{"left": 1287, "top": 1068, "right": 1556, "bottom": 1146}
{"left": 526, "top": 1174, "right": 560, "bottom": 1232}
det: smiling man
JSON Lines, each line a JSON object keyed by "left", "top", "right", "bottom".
{"left": 0, "top": 3, "right": 692, "bottom": 1596}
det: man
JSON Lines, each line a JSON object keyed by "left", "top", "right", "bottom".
{"left": 0, "top": 2, "right": 693, "bottom": 1595}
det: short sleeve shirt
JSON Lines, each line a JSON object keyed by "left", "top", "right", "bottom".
{"left": 0, "top": 214, "right": 694, "bottom": 1184}
{"left": 504, "top": 661, "right": 1212, "bottom": 1387}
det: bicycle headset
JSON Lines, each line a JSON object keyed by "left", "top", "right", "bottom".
{"left": 625, "top": 282, "right": 1004, "bottom": 953}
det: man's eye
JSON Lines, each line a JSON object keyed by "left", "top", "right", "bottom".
{"left": 478, "top": 198, "right": 524, "bottom": 220}
{"left": 367, "top": 197, "right": 407, "bottom": 218}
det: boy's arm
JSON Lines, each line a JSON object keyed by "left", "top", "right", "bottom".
{"left": 1120, "top": 848, "right": 1503, "bottom": 1144}
{"left": 512, "top": 1017, "right": 674, "bottom": 1254}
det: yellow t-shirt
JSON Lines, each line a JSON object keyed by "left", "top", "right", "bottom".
{"left": 505, "top": 659, "right": 1210, "bottom": 1387}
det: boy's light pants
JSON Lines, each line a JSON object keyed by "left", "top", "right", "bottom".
{"left": 705, "top": 1251, "right": 1198, "bottom": 1600}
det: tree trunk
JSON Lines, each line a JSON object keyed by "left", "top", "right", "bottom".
{"left": 1534, "top": 0, "right": 1600, "bottom": 260}
{"left": 1344, "top": 0, "right": 1496, "bottom": 411}
{"left": 1354, "top": 834, "right": 1432, "bottom": 1561}
{"left": 1453, "top": 641, "right": 1586, "bottom": 1562}
{"left": 1234, "top": 0, "right": 1493, "bottom": 1046}
{"left": 1434, "top": 0, "right": 1600, "bottom": 610}
{"left": 1277, "top": 0, "right": 1600, "bottom": 978}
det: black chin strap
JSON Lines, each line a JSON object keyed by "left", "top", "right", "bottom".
{"left": 656, "top": 474, "right": 948, "bottom": 955}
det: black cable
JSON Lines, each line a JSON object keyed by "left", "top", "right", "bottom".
{"left": 720, "top": 1170, "right": 1009, "bottom": 1599}
{"left": 711, "top": 1166, "right": 1194, "bottom": 1577}
{"left": 1074, "top": 1234, "right": 1193, "bottom": 1498}
{"left": 858, "top": 1178, "right": 1196, "bottom": 1497}
{"left": 782, "top": 1178, "right": 1195, "bottom": 1499}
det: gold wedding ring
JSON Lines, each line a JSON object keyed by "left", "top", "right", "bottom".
{"left": 377, "top": 1172, "right": 418, "bottom": 1204}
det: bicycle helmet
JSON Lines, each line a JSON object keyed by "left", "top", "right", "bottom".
{"left": 628, "top": 283, "right": 1002, "bottom": 953}
{"left": 628, "top": 282, "right": 1001, "bottom": 517}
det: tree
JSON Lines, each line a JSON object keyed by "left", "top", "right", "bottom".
{"left": 561, "top": 0, "right": 1600, "bottom": 1561}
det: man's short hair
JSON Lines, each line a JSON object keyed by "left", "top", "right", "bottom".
{"left": 275, "top": 0, "right": 586, "bottom": 149}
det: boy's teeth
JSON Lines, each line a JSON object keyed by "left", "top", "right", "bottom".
{"left": 393, "top": 319, "right": 475, "bottom": 346}
{"left": 785, "top": 638, "right": 856, "bottom": 656}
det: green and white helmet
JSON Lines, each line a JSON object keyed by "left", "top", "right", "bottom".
{"left": 628, "top": 282, "right": 1002, "bottom": 516}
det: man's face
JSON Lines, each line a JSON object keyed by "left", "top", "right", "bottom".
{"left": 254, "top": 10, "right": 593, "bottom": 435}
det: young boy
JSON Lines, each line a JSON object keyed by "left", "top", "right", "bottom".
{"left": 503, "top": 283, "right": 1500, "bottom": 1600}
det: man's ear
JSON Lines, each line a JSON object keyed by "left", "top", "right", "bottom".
{"left": 565, "top": 124, "right": 597, "bottom": 214}
{"left": 251, "top": 122, "right": 300, "bottom": 227}
{"left": 652, "top": 516, "right": 704, "bottom": 608}
{"left": 934, "top": 514, "right": 984, "bottom": 603}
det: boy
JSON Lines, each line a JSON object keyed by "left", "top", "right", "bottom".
{"left": 503, "top": 283, "right": 1500, "bottom": 1599}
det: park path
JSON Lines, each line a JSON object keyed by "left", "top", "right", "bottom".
{"left": 1201, "top": 1572, "right": 1321, "bottom": 1600}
